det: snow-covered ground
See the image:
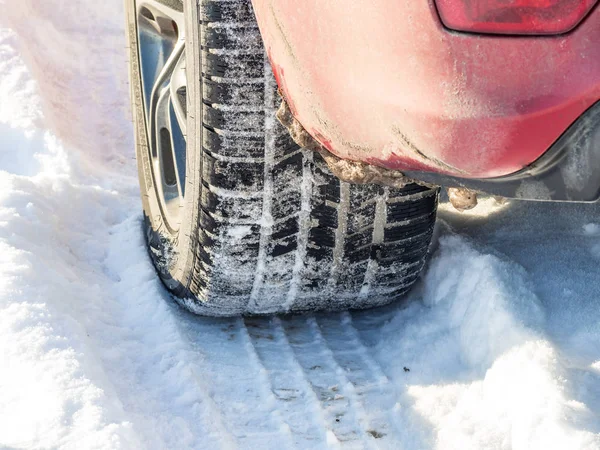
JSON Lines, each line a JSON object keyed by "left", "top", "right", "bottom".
{"left": 0, "top": 1, "right": 599, "bottom": 448}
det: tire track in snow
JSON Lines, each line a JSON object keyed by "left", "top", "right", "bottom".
{"left": 236, "top": 317, "right": 298, "bottom": 447}
{"left": 244, "top": 316, "right": 331, "bottom": 448}
{"left": 175, "top": 314, "right": 297, "bottom": 449}
{"left": 279, "top": 315, "right": 382, "bottom": 448}
{"left": 316, "top": 311, "right": 406, "bottom": 447}
{"left": 173, "top": 309, "right": 417, "bottom": 449}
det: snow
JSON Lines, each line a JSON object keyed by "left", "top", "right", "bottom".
{"left": 0, "top": 0, "right": 599, "bottom": 449}
{"left": 376, "top": 234, "right": 597, "bottom": 449}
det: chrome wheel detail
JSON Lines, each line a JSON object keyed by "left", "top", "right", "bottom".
{"left": 136, "top": 0, "right": 186, "bottom": 231}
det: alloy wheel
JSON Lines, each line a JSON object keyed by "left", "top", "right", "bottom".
{"left": 136, "top": 0, "right": 187, "bottom": 232}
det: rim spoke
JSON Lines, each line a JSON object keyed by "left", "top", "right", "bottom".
{"left": 170, "top": 49, "right": 187, "bottom": 137}
{"left": 169, "top": 96, "right": 187, "bottom": 198}
{"left": 155, "top": 86, "right": 177, "bottom": 189}
{"left": 137, "top": 0, "right": 185, "bottom": 37}
{"left": 148, "top": 40, "right": 184, "bottom": 153}
{"left": 155, "top": 86, "right": 183, "bottom": 210}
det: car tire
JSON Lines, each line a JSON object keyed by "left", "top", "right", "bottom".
{"left": 125, "top": 0, "right": 439, "bottom": 316}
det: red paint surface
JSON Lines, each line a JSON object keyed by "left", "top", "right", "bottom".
{"left": 252, "top": 0, "right": 600, "bottom": 178}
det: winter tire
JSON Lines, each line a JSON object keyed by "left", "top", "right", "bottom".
{"left": 125, "top": 0, "right": 439, "bottom": 316}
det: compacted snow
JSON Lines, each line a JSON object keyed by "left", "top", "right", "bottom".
{"left": 0, "top": 1, "right": 599, "bottom": 449}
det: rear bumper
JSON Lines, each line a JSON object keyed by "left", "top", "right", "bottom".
{"left": 407, "top": 101, "right": 600, "bottom": 202}
{"left": 253, "top": 0, "right": 600, "bottom": 179}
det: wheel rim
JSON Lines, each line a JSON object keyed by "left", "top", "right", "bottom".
{"left": 136, "top": 0, "right": 187, "bottom": 232}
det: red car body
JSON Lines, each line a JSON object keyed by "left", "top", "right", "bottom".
{"left": 252, "top": 0, "right": 600, "bottom": 188}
